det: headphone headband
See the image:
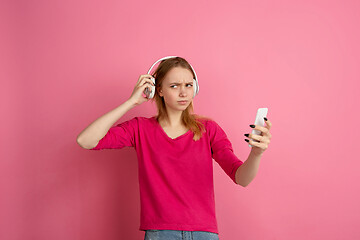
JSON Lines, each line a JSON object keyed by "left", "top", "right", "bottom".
{"left": 147, "top": 56, "right": 198, "bottom": 83}
{"left": 145, "top": 56, "right": 199, "bottom": 99}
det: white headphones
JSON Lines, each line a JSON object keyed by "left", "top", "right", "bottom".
{"left": 144, "top": 56, "right": 199, "bottom": 99}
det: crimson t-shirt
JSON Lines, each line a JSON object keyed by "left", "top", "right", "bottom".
{"left": 90, "top": 116, "right": 243, "bottom": 234}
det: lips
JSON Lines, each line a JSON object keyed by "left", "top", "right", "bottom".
{"left": 178, "top": 100, "right": 188, "bottom": 104}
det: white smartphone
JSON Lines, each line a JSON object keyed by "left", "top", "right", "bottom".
{"left": 249, "top": 108, "right": 268, "bottom": 147}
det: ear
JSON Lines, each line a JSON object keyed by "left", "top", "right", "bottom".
{"left": 158, "top": 87, "right": 163, "bottom": 97}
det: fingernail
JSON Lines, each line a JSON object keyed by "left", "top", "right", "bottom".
{"left": 244, "top": 139, "right": 249, "bottom": 142}
{"left": 264, "top": 117, "right": 268, "bottom": 121}
{"left": 244, "top": 133, "right": 249, "bottom": 137}
{"left": 250, "top": 125, "right": 255, "bottom": 128}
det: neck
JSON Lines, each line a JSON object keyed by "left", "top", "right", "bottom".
{"left": 161, "top": 110, "right": 183, "bottom": 127}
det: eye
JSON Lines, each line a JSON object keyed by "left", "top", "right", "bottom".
{"left": 170, "top": 84, "right": 193, "bottom": 88}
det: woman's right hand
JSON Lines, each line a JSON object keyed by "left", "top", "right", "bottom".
{"left": 127, "top": 74, "right": 155, "bottom": 106}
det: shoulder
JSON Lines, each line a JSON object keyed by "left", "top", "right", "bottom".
{"left": 194, "top": 114, "right": 214, "bottom": 123}
{"left": 198, "top": 117, "right": 228, "bottom": 138}
{"left": 120, "top": 116, "right": 156, "bottom": 126}
{"left": 193, "top": 114, "right": 219, "bottom": 130}
{"left": 114, "top": 116, "right": 150, "bottom": 127}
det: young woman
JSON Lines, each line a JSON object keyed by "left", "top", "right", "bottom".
{"left": 77, "top": 56, "right": 272, "bottom": 240}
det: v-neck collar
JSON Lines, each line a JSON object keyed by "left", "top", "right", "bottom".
{"left": 152, "top": 116, "right": 192, "bottom": 141}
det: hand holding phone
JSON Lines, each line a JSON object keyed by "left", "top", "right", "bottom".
{"left": 249, "top": 108, "right": 268, "bottom": 147}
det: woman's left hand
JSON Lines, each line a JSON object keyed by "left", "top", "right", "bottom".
{"left": 245, "top": 118, "right": 272, "bottom": 155}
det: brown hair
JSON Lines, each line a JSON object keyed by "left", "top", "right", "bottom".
{"left": 149, "top": 56, "right": 212, "bottom": 141}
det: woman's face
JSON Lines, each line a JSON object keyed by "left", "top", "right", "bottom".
{"left": 158, "top": 67, "right": 194, "bottom": 112}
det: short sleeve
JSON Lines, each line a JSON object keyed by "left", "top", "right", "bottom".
{"left": 207, "top": 120, "right": 244, "bottom": 184}
{"left": 89, "top": 117, "right": 138, "bottom": 150}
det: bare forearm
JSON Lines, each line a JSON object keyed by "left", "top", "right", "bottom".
{"left": 235, "top": 149, "right": 263, "bottom": 187}
{"left": 76, "top": 100, "right": 136, "bottom": 148}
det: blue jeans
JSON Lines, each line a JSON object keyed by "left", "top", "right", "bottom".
{"left": 144, "top": 230, "right": 220, "bottom": 240}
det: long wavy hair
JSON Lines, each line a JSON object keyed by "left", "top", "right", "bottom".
{"left": 149, "top": 56, "right": 212, "bottom": 141}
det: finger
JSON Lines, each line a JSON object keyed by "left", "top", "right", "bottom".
{"left": 145, "top": 74, "right": 155, "bottom": 80}
{"left": 251, "top": 125, "right": 269, "bottom": 135}
{"left": 137, "top": 74, "right": 155, "bottom": 84}
{"left": 247, "top": 133, "right": 262, "bottom": 141}
{"left": 139, "top": 78, "right": 155, "bottom": 87}
{"left": 246, "top": 134, "right": 270, "bottom": 144}
{"left": 247, "top": 139, "right": 264, "bottom": 148}
{"left": 248, "top": 139, "right": 269, "bottom": 150}
{"left": 264, "top": 118, "right": 272, "bottom": 130}
{"left": 141, "top": 83, "right": 154, "bottom": 91}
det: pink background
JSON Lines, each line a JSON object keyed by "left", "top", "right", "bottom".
{"left": 1, "top": 0, "right": 359, "bottom": 239}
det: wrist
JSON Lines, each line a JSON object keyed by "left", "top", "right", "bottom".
{"left": 125, "top": 99, "right": 137, "bottom": 108}
{"left": 250, "top": 147, "right": 264, "bottom": 156}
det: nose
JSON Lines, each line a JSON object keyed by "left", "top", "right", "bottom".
{"left": 179, "top": 85, "right": 188, "bottom": 97}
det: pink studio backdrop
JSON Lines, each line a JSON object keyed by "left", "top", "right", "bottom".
{"left": 1, "top": 0, "right": 359, "bottom": 239}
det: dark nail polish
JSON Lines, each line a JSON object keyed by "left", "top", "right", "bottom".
{"left": 250, "top": 125, "right": 255, "bottom": 128}
{"left": 245, "top": 139, "right": 249, "bottom": 142}
{"left": 264, "top": 117, "right": 268, "bottom": 121}
{"left": 244, "top": 133, "right": 249, "bottom": 137}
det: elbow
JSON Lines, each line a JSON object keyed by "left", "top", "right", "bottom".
{"left": 236, "top": 179, "right": 249, "bottom": 187}
{"left": 77, "top": 137, "right": 96, "bottom": 149}
{"left": 76, "top": 137, "right": 87, "bottom": 149}
{"left": 76, "top": 134, "right": 84, "bottom": 146}
{"left": 235, "top": 166, "right": 247, "bottom": 187}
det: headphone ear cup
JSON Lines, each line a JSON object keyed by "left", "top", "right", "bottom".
{"left": 149, "top": 85, "right": 155, "bottom": 99}
{"left": 150, "top": 78, "right": 156, "bottom": 99}
{"left": 193, "top": 78, "right": 198, "bottom": 98}
{"left": 146, "top": 78, "right": 155, "bottom": 99}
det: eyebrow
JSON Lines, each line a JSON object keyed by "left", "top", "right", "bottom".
{"left": 169, "top": 82, "right": 193, "bottom": 85}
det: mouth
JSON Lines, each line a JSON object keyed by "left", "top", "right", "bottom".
{"left": 178, "top": 100, "right": 188, "bottom": 104}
